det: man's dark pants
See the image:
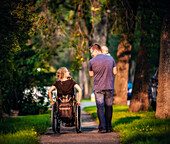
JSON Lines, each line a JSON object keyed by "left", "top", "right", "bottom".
{"left": 94, "top": 90, "right": 113, "bottom": 131}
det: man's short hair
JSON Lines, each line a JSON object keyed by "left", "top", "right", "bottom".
{"left": 89, "top": 43, "right": 102, "bottom": 52}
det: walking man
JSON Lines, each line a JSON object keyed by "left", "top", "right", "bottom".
{"left": 89, "top": 44, "right": 117, "bottom": 133}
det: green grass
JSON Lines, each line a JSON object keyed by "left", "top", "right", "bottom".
{"left": 0, "top": 113, "right": 51, "bottom": 144}
{"left": 81, "top": 98, "right": 91, "bottom": 102}
{"left": 83, "top": 105, "right": 170, "bottom": 144}
{"left": 0, "top": 130, "right": 39, "bottom": 144}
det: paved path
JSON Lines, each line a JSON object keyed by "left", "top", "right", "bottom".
{"left": 81, "top": 101, "right": 96, "bottom": 110}
{"left": 39, "top": 102, "right": 120, "bottom": 144}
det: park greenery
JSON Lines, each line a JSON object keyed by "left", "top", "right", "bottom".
{"left": 0, "top": 0, "right": 169, "bottom": 143}
{"left": 0, "top": 112, "right": 51, "bottom": 144}
{"left": 0, "top": 0, "right": 169, "bottom": 119}
{"left": 84, "top": 105, "right": 170, "bottom": 144}
{"left": 0, "top": 106, "right": 169, "bottom": 144}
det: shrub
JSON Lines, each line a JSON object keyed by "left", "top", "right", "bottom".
{"left": 19, "top": 102, "right": 48, "bottom": 115}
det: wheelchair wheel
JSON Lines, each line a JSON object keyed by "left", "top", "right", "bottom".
{"left": 75, "top": 105, "right": 81, "bottom": 133}
{"left": 52, "top": 102, "right": 60, "bottom": 133}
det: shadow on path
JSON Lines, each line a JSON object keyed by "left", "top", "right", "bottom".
{"left": 39, "top": 103, "right": 120, "bottom": 144}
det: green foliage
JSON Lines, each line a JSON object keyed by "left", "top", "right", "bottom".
{"left": 107, "top": 34, "right": 120, "bottom": 61}
{"left": 84, "top": 105, "right": 170, "bottom": 144}
{"left": 0, "top": 113, "right": 51, "bottom": 134}
{"left": 19, "top": 102, "right": 48, "bottom": 116}
{"left": 1, "top": 0, "right": 36, "bottom": 113}
{"left": 48, "top": 0, "right": 112, "bottom": 72}
{"left": 0, "top": 0, "right": 168, "bottom": 118}
{"left": 138, "top": 0, "right": 163, "bottom": 69}
{"left": 0, "top": 113, "right": 51, "bottom": 144}
{"left": 0, "top": 0, "right": 55, "bottom": 115}
{"left": 112, "top": 0, "right": 139, "bottom": 41}
{"left": 81, "top": 98, "right": 91, "bottom": 102}
{"left": 131, "top": 21, "right": 141, "bottom": 61}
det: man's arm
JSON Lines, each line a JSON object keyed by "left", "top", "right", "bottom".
{"left": 89, "top": 71, "right": 94, "bottom": 77}
{"left": 113, "top": 67, "right": 117, "bottom": 75}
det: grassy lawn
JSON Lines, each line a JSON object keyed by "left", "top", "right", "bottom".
{"left": 0, "top": 112, "right": 51, "bottom": 144}
{"left": 83, "top": 105, "right": 170, "bottom": 144}
{"left": 81, "top": 98, "right": 91, "bottom": 102}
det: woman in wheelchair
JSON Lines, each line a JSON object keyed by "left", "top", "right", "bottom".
{"left": 48, "top": 67, "right": 82, "bottom": 133}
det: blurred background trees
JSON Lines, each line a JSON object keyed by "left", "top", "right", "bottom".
{"left": 0, "top": 0, "right": 169, "bottom": 118}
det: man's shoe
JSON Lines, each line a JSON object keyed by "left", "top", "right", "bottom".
{"left": 98, "top": 129, "right": 106, "bottom": 133}
{"left": 106, "top": 129, "right": 113, "bottom": 133}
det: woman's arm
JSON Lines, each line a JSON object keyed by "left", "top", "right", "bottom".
{"left": 74, "top": 84, "right": 82, "bottom": 106}
{"left": 48, "top": 85, "right": 56, "bottom": 106}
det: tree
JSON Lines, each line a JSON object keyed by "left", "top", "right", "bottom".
{"left": 155, "top": 13, "right": 170, "bottom": 118}
{"left": 129, "top": 0, "right": 167, "bottom": 112}
{"left": 0, "top": 90, "right": 2, "bottom": 118}
{"left": 113, "top": 0, "right": 138, "bottom": 105}
{"left": 0, "top": 0, "right": 37, "bottom": 114}
{"left": 114, "top": 35, "right": 132, "bottom": 105}
{"left": 129, "top": 1, "right": 154, "bottom": 111}
{"left": 0, "top": 0, "right": 54, "bottom": 115}
{"left": 86, "top": 0, "right": 109, "bottom": 97}
{"left": 48, "top": 0, "right": 111, "bottom": 98}
{"left": 91, "top": 0, "right": 108, "bottom": 46}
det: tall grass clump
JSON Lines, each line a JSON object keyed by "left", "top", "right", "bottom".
{"left": 0, "top": 129, "right": 39, "bottom": 144}
{"left": 0, "top": 113, "right": 51, "bottom": 144}
{"left": 81, "top": 98, "right": 91, "bottom": 102}
{"left": 84, "top": 105, "right": 170, "bottom": 144}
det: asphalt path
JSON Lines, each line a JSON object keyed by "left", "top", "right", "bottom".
{"left": 39, "top": 102, "right": 120, "bottom": 144}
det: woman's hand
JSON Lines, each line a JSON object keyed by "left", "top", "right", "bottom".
{"left": 77, "top": 102, "right": 81, "bottom": 106}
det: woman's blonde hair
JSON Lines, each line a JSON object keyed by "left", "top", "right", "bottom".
{"left": 56, "top": 67, "right": 68, "bottom": 80}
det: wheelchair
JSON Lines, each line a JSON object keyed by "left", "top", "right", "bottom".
{"left": 51, "top": 94, "right": 81, "bottom": 133}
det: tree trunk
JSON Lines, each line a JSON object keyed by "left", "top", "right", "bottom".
{"left": 79, "top": 69, "right": 83, "bottom": 98}
{"left": 128, "top": 47, "right": 150, "bottom": 111}
{"left": 129, "top": 13, "right": 150, "bottom": 112}
{"left": 113, "top": 37, "right": 132, "bottom": 105}
{"left": 83, "top": 62, "right": 89, "bottom": 98}
{"left": 155, "top": 14, "right": 170, "bottom": 118}
{"left": 75, "top": 2, "right": 90, "bottom": 100}
{"left": 89, "top": 1, "right": 108, "bottom": 96}
{"left": 79, "top": 62, "right": 89, "bottom": 99}
{"left": 0, "top": 89, "right": 2, "bottom": 119}
{"left": 112, "top": 0, "right": 138, "bottom": 105}
{"left": 90, "top": 0, "right": 107, "bottom": 46}
{"left": 93, "top": 13, "right": 108, "bottom": 46}
{"left": 129, "top": 60, "right": 135, "bottom": 83}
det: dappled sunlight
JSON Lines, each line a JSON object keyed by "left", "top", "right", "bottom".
{"left": 84, "top": 105, "right": 170, "bottom": 144}
{"left": 112, "top": 116, "right": 141, "bottom": 127}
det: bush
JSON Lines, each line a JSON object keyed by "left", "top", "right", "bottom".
{"left": 19, "top": 102, "right": 48, "bottom": 115}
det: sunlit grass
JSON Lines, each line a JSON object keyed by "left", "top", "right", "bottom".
{"left": 84, "top": 105, "right": 170, "bottom": 144}
{"left": 0, "top": 129, "right": 39, "bottom": 144}
{"left": 81, "top": 98, "right": 91, "bottom": 102}
{"left": 0, "top": 113, "right": 51, "bottom": 144}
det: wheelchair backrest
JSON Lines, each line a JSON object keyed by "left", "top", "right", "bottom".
{"left": 58, "top": 94, "right": 74, "bottom": 103}
{"left": 58, "top": 95, "right": 74, "bottom": 121}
